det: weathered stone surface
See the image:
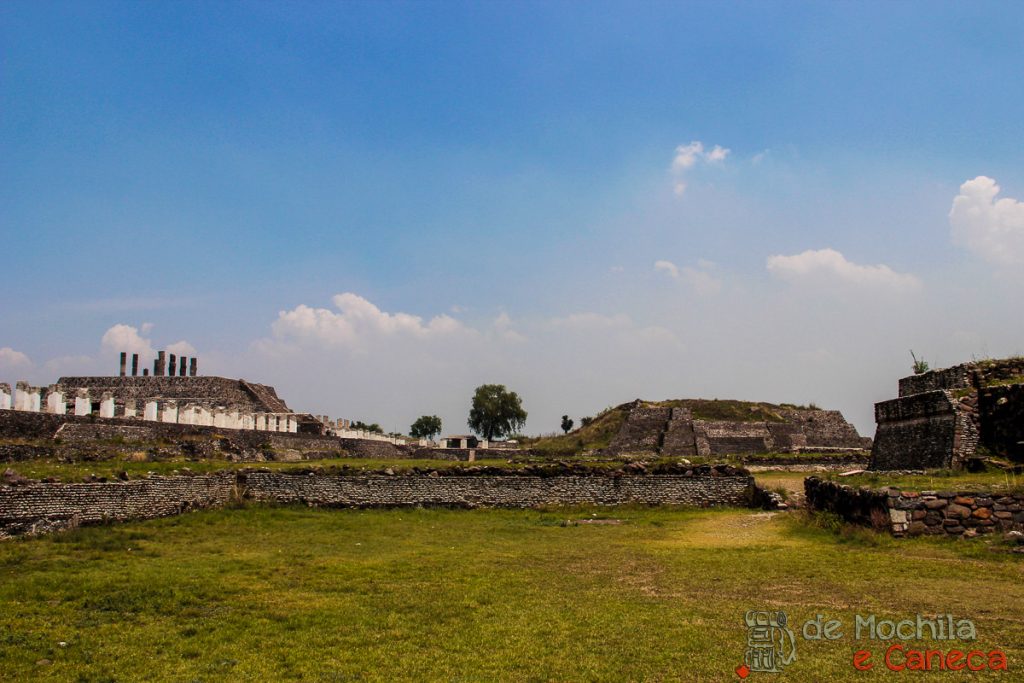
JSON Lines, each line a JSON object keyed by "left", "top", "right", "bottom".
{"left": 805, "top": 476, "right": 1024, "bottom": 540}
{"left": 946, "top": 504, "right": 971, "bottom": 519}
{"left": 1, "top": 470, "right": 758, "bottom": 538}
{"left": 871, "top": 359, "right": 1024, "bottom": 469}
{"left": 603, "top": 399, "right": 868, "bottom": 457}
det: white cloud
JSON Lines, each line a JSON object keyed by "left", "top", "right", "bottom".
{"left": 269, "top": 293, "right": 470, "bottom": 349}
{"left": 0, "top": 347, "right": 32, "bottom": 372}
{"left": 610, "top": 265, "right": 624, "bottom": 273}
{"left": 654, "top": 259, "right": 722, "bottom": 294}
{"left": 766, "top": 248, "right": 921, "bottom": 290}
{"left": 671, "top": 141, "right": 705, "bottom": 171}
{"left": 706, "top": 145, "right": 730, "bottom": 162}
{"left": 166, "top": 341, "right": 197, "bottom": 356}
{"left": 949, "top": 176, "right": 1024, "bottom": 265}
{"left": 654, "top": 260, "right": 680, "bottom": 278}
{"left": 101, "top": 324, "right": 156, "bottom": 358}
{"left": 669, "top": 140, "right": 731, "bottom": 196}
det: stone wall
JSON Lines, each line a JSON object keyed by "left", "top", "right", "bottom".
{"left": 870, "top": 358, "right": 1024, "bottom": 469}
{"left": 244, "top": 470, "right": 757, "bottom": 509}
{"left": 1, "top": 469, "right": 758, "bottom": 537}
{"left": 805, "top": 476, "right": 1024, "bottom": 538}
{"left": 0, "top": 474, "right": 236, "bottom": 538}
{"left": 54, "top": 376, "right": 291, "bottom": 413}
{"left": 979, "top": 384, "right": 1024, "bottom": 460}
{"left": 606, "top": 403, "right": 671, "bottom": 453}
{"left": 870, "top": 391, "right": 959, "bottom": 470}
{"left": 898, "top": 365, "right": 974, "bottom": 397}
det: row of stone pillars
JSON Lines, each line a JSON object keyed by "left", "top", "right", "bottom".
{"left": 311, "top": 414, "right": 409, "bottom": 445}
{"left": 118, "top": 351, "right": 198, "bottom": 377}
{"left": 0, "top": 383, "right": 297, "bottom": 433}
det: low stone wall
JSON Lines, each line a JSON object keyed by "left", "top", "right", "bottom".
{"left": 805, "top": 476, "right": 1024, "bottom": 538}
{"left": 243, "top": 471, "right": 755, "bottom": 509}
{"left": 0, "top": 474, "right": 236, "bottom": 538}
{"left": 1, "top": 469, "right": 757, "bottom": 537}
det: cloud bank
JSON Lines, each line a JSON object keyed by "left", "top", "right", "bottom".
{"left": 766, "top": 248, "right": 921, "bottom": 291}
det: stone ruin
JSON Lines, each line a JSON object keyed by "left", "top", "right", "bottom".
{"left": 601, "top": 399, "right": 870, "bottom": 457}
{"left": 0, "top": 350, "right": 406, "bottom": 445}
{"left": 870, "top": 358, "right": 1024, "bottom": 470}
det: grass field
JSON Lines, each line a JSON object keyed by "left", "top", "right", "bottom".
{"left": 1, "top": 505, "right": 1022, "bottom": 681}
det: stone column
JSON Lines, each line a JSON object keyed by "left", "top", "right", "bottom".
{"left": 131, "top": 353, "right": 139, "bottom": 376}
{"left": 0, "top": 383, "right": 10, "bottom": 410}
{"left": 196, "top": 406, "right": 211, "bottom": 426}
{"left": 144, "top": 400, "right": 159, "bottom": 422}
{"left": 156, "top": 351, "right": 166, "bottom": 377}
{"left": 29, "top": 386, "right": 42, "bottom": 412}
{"left": 213, "top": 408, "right": 227, "bottom": 428}
{"left": 75, "top": 389, "right": 91, "bottom": 416}
{"left": 143, "top": 368, "right": 150, "bottom": 376}
{"left": 123, "top": 400, "right": 138, "bottom": 418}
{"left": 161, "top": 400, "right": 178, "bottom": 424}
{"left": 255, "top": 413, "right": 266, "bottom": 431}
{"left": 226, "top": 408, "right": 240, "bottom": 429}
{"left": 287, "top": 415, "right": 298, "bottom": 433}
{"left": 189, "top": 358, "right": 197, "bottom": 376}
{"left": 14, "top": 382, "right": 30, "bottom": 411}
{"left": 179, "top": 404, "right": 196, "bottom": 426}
{"left": 241, "top": 413, "right": 254, "bottom": 430}
{"left": 119, "top": 352, "right": 127, "bottom": 377}
{"left": 179, "top": 356, "right": 187, "bottom": 377}
{"left": 168, "top": 353, "right": 177, "bottom": 377}
{"left": 99, "top": 392, "right": 115, "bottom": 418}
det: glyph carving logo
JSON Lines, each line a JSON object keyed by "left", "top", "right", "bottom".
{"left": 740, "top": 610, "right": 797, "bottom": 676}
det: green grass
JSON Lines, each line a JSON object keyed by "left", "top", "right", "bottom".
{"left": 826, "top": 469, "right": 1024, "bottom": 494}
{"left": 1, "top": 457, "right": 530, "bottom": 483}
{"left": 1, "top": 506, "right": 1022, "bottom": 681}
{"left": 525, "top": 406, "right": 627, "bottom": 455}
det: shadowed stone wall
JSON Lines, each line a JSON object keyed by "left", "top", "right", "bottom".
{"left": 805, "top": 476, "right": 1024, "bottom": 539}
{"left": 1, "top": 469, "right": 757, "bottom": 538}
{"left": 870, "top": 359, "right": 1024, "bottom": 469}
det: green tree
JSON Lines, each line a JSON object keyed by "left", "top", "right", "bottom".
{"left": 468, "top": 384, "right": 527, "bottom": 441}
{"left": 561, "top": 415, "right": 574, "bottom": 434}
{"left": 410, "top": 415, "right": 443, "bottom": 440}
{"left": 351, "top": 421, "right": 383, "bottom": 434}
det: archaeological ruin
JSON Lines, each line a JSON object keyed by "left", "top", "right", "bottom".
{"left": 870, "top": 358, "right": 1024, "bottom": 470}
{"left": 599, "top": 398, "right": 871, "bottom": 457}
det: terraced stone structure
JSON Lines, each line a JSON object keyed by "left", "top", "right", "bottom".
{"left": 870, "top": 358, "right": 1024, "bottom": 470}
{"left": 602, "top": 399, "right": 870, "bottom": 457}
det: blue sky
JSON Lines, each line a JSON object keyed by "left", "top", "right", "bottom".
{"left": 2, "top": 1, "right": 1023, "bottom": 435}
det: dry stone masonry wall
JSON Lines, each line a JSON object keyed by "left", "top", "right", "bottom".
{"left": 1, "top": 469, "right": 758, "bottom": 538}
{"left": 870, "top": 358, "right": 1024, "bottom": 470}
{"left": 805, "top": 476, "right": 1024, "bottom": 539}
